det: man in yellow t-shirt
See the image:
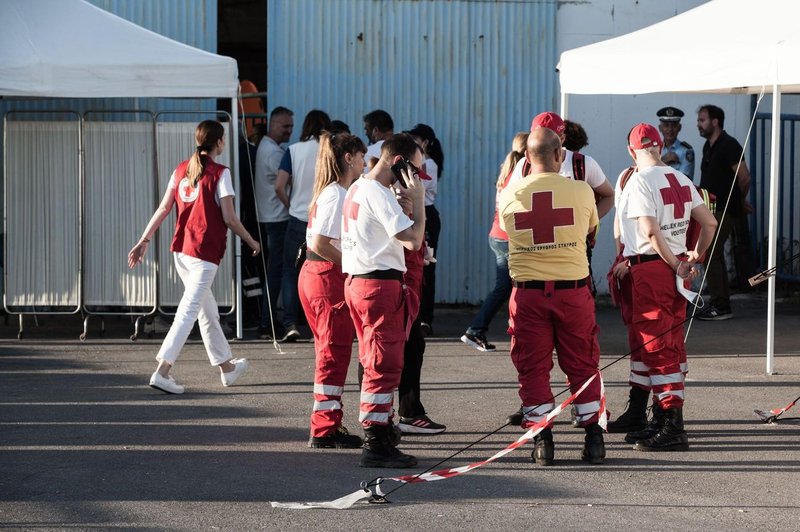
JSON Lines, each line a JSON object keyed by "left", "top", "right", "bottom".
{"left": 498, "top": 127, "right": 604, "bottom": 466}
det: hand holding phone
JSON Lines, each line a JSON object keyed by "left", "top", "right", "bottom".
{"left": 390, "top": 158, "right": 409, "bottom": 188}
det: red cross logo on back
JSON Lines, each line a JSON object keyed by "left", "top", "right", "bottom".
{"left": 342, "top": 185, "right": 360, "bottom": 232}
{"left": 660, "top": 172, "right": 692, "bottom": 219}
{"left": 513, "top": 191, "right": 574, "bottom": 244}
{"left": 178, "top": 177, "right": 200, "bottom": 203}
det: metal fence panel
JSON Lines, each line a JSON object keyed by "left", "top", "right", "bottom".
{"left": 83, "top": 117, "right": 157, "bottom": 309}
{"left": 267, "top": 0, "right": 558, "bottom": 303}
{"left": 4, "top": 118, "right": 81, "bottom": 311}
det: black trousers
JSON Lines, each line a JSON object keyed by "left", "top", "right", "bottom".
{"left": 420, "top": 205, "right": 441, "bottom": 325}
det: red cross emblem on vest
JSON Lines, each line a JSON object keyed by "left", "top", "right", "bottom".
{"left": 513, "top": 191, "right": 574, "bottom": 244}
{"left": 342, "top": 186, "right": 360, "bottom": 232}
{"left": 660, "top": 172, "right": 692, "bottom": 218}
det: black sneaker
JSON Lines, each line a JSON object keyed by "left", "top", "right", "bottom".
{"left": 460, "top": 332, "right": 496, "bottom": 352}
{"left": 397, "top": 414, "right": 446, "bottom": 434}
{"left": 257, "top": 326, "right": 273, "bottom": 341}
{"left": 697, "top": 305, "right": 733, "bottom": 321}
{"left": 280, "top": 324, "right": 301, "bottom": 343}
{"left": 308, "top": 426, "right": 363, "bottom": 449}
{"left": 420, "top": 322, "right": 433, "bottom": 337}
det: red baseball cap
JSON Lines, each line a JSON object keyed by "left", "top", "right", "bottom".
{"left": 530, "top": 112, "right": 565, "bottom": 135}
{"left": 628, "top": 123, "right": 663, "bottom": 149}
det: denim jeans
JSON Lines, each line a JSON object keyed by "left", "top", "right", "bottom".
{"left": 281, "top": 216, "right": 307, "bottom": 327}
{"left": 259, "top": 220, "right": 288, "bottom": 328}
{"left": 467, "top": 237, "right": 512, "bottom": 335}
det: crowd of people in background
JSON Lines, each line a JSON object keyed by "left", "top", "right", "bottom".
{"left": 139, "top": 101, "right": 756, "bottom": 468}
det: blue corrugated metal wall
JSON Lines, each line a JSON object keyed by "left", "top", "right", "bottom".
{"left": 267, "top": 0, "right": 558, "bottom": 303}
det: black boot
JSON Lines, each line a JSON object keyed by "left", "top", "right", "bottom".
{"left": 607, "top": 387, "right": 649, "bottom": 433}
{"left": 624, "top": 402, "right": 664, "bottom": 444}
{"left": 506, "top": 406, "right": 523, "bottom": 426}
{"left": 581, "top": 423, "right": 606, "bottom": 464}
{"left": 633, "top": 407, "right": 689, "bottom": 452}
{"left": 531, "top": 428, "right": 554, "bottom": 466}
{"left": 359, "top": 425, "right": 418, "bottom": 468}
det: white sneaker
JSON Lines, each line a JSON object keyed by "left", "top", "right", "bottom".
{"left": 221, "top": 358, "right": 249, "bottom": 387}
{"left": 149, "top": 371, "right": 185, "bottom": 394}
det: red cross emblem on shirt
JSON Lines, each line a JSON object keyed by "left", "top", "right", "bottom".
{"left": 513, "top": 191, "right": 574, "bottom": 244}
{"left": 660, "top": 172, "right": 692, "bottom": 218}
{"left": 182, "top": 183, "right": 194, "bottom": 198}
{"left": 342, "top": 186, "right": 360, "bottom": 232}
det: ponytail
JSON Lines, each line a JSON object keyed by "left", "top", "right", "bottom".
{"left": 309, "top": 132, "right": 366, "bottom": 215}
{"left": 187, "top": 120, "right": 225, "bottom": 187}
{"left": 496, "top": 132, "right": 529, "bottom": 190}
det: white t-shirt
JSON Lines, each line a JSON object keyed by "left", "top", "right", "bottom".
{"left": 341, "top": 178, "right": 413, "bottom": 275}
{"left": 617, "top": 165, "right": 703, "bottom": 257}
{"left": 365, "top": 140, "right": 384, "bottom": 165}
{"left": 306, "top": 183, "right": 346, "bottom": 252}
{"left": 167, "top": 167, "right": 234, "bottom": 205}
{"left": 254, "top": 136, "right": 289, "bottom": 223}
{"left": 286, "top": 139, "right": 320, "bottom": 221}
{"left": 423, "top": 158, "right": 438, "bottom": 206}
{"left": 509, "top": 149, "right": 607, "bottom": 189}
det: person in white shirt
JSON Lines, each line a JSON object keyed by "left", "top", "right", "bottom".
{"left": 362, "top": 109, "right": 394, "bottom": 165}
{"left": 406, "top": 123, "right": 444, "bottom": 335}
{"left": 254, "top": 106, "right": 293, "bottom": 340}
{"left": 615, "top": 123, "right": 716, "bottom": 452}
{"left": 275, "top": 109, "right": 331, "bottom": 342}
{"left": 341, "top": 133, "right": 426, "bottom": 468}
{"left": 299, "top": 131, "right": 367, "bottom": 450}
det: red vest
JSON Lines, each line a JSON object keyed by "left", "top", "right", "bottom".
{"left": 170, "top": 158, "right": 229, "bottom": 265}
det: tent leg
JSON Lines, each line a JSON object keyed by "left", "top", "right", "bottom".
{"left": 232, "top": 97, "right": 243, "bottom": 341}
{"left": 560, "top": 93, "right": 569, "bottom": 119}
{"left": 766, "top": 84, "right": 781, "bottom": 375}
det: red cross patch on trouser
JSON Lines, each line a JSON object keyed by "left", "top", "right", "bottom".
{"left": 508, "top": 283, "right": 602, "bottom": 428}
{"left": 345, "top": 277, "right": 419, "bottom": 427}
{"left": 630, "top": 260, "right": 686, "bottom": 409}
{"left": 299, "top": 261, "right": 355, "bottom": 438}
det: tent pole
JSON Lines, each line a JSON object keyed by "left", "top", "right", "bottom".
{"left": 232, "top": 97, "right": 243, "bottom": 341}
{"left": 560, "top": 92, "right": 569, "bottom": 119}
{"left": 766, "top": 84, "right": 781, "bottom": 374}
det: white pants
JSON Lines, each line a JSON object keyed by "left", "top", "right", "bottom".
{"left": 156, "top": 253, "right": 232, "bottom": 367}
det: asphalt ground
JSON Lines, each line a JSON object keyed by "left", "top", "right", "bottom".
{"left": 1, "top": 293, "right": 800, "bottom": 531}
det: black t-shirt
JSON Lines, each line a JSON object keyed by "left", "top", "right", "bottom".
{"left": 700, "top": 130, "right": 744, "bottom": 217}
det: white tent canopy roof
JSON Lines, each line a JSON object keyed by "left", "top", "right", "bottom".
{"left": 0, "top": 0, "right": 237, "bottom": 98}
{"left": 558, "top": 0, "right": 800, "bottom": 95}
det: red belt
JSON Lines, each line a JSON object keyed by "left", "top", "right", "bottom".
{"left": 512, "top": 277, "right": 588, "bottom": 290}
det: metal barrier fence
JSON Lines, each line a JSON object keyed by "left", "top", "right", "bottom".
{"left": 3, "top": 111, "right": 235, "bottom": 340}
{"left": 751, "top": 113, "right": 800, "bottom": 282}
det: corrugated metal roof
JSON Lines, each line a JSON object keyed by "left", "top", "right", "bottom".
{"left": 267, "top": 0, "right": 558, "bottom": 303}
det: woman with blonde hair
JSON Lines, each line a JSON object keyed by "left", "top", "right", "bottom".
{"left": 299, "top": 131, "right": 366, "bottom": 448}
{"left": 461, "top": 131, "right": 528, "bottom": 352}
{"left": 128, "top": 119, "right": 261, "bottom": 394}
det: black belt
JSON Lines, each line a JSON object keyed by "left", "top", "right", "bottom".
{"left": 306, "top": 249, "right": 330, "bottom": 262}
{"left": 512, "top": 278, "right": 588, "bottom": 290}
{"left": 627, "top": 253, "right": 661, "bottom": 266}
{"left": 351, "top": 269, "right": 403, "bottom": 281}
{"left": 628, "top": 253, "right": 685, "bottom": 266}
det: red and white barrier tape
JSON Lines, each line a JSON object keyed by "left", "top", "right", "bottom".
{"left": 754, "top": 397, "right": 798, "bottom": 422}
{"left": 272, "top": 371, "right": 605, "bottom": 510}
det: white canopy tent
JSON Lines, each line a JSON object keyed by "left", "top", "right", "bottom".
{"left": 0, "top": 0, "right": 248, "bottom": 338}
{"left": 558, "top": 0, "right": 800, "bottom": 374}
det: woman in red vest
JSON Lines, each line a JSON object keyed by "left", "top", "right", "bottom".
{"left": 128, "top": 120, "right": 261, "bottom": 394}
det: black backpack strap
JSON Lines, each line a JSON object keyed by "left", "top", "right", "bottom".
{"left": 572, "top": 152, "right": 586, "bottom": 181}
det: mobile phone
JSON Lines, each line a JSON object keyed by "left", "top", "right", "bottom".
{"left": 390, "top": 158, "right": 409, "bottom": 188}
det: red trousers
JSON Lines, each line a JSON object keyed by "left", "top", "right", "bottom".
{"left": 345, "top": 277, "right": 418, "bottom": 427}
{"left": 299, "top": 260, "right": 355, "bottom": 438}
{"left": 629, "top": 260, "right": 686, "bottom": 409}
{"left": 508, "top": 284, "right": 602, "bottom": 428}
